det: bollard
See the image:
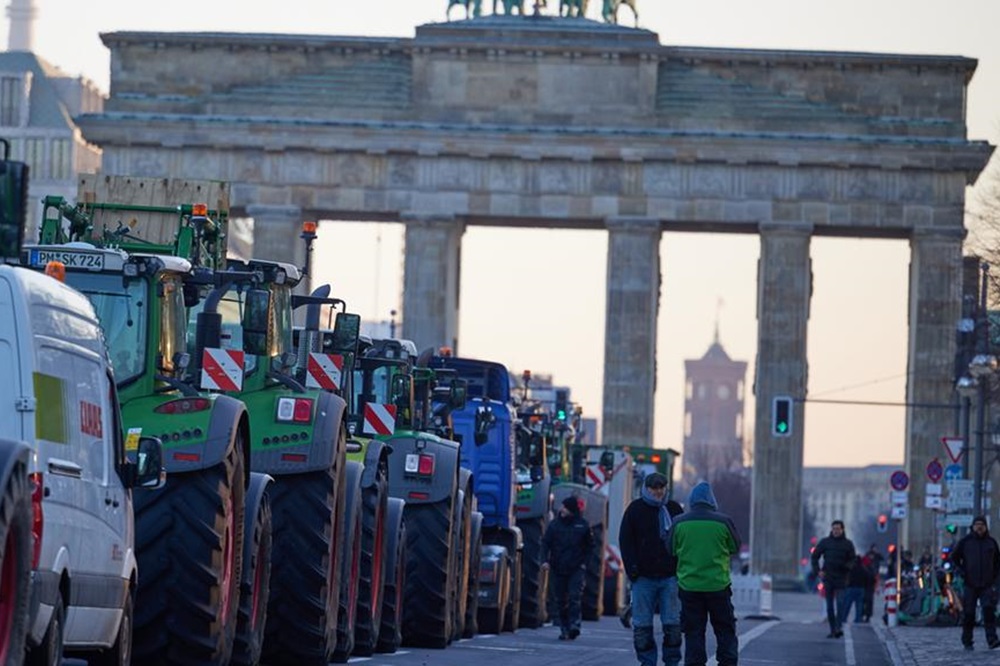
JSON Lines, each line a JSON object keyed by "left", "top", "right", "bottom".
{"left": 885, "top": 578, "right": 898, "bottom": 627}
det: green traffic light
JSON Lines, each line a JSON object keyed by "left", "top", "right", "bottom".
{"left": 557, "top": 410, "right": 566, "bottom": 420}
{"left": 777, "top": 422, "right": 788, "bottom": 433}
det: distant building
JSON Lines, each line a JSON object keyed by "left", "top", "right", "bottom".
{"left": 682, "top": 328, "right": 747, "bottom": 482}
{"left": 802, "top": 464, "right": 898, "bottom": 547}
{"left": 1, "top": 12, "right": 104, "bottom": 240}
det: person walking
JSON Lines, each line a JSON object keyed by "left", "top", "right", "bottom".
{"left": 670, "top": 481, "right": 740, "bottom": 666}
{"left": 861, "top": 544, "right": 882, "bottom": 622}
{"left": 810, "top": 520, "right": 856, "bottom": 638}
{"left": 838, "top": 554, "right": 870, "bottom": 625}
{"left": 619, "top": 472, "right": 684, "bottom": 666}
{"left": 541, "top": 495, "right": 594, "bottom": 640}
{"left": 949, "top": 515, "right": 1000, "bottom": 651}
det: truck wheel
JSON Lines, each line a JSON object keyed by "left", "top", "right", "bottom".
{"left": 402, "top": 499, "right": 454, "bottom": 648}
{"left": 517, "top": 516, "right": 547, "bottom": 628}
{"left": 0, "top": 456, "right": 30, "bottom": 666}
{"left": 462, "top": 512, "right": 483, "bottom": 638}
{"left": 232, "top": 486, "right": 272, "bottom": 666}
{"left": 133, "top": 443, "right": 245, "bottom": 665}
{"left": 26, "top": 593, "right": 63, "bottom": 666}
{"left": 477, "top": 554, "right": 507, "bottom": 636}
{"left": 262, "top": 464, "right": 342, "bottom": 666}
{"left": 332, "top": 461, "right": 363, "bottom": 663}
{"left": 582, "top": 523, "right": 605, "bottom": 621}
{"left": 352, "top": 465, "right": 388, "bottom": 656}
{"left": 503, "top": 549, "right": 522, "bottom": 632}
{"left": 90, "top": 589, "right": 132, "bottom": 666}
{"left": 375, "top": 498, "right": 406, "bottom": 654}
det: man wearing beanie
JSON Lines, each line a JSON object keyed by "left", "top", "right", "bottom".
{"left": 949, "top": 515, "right": 1000, "bottom": 651}
{"left": 670, "top": 481, "right": 740, "bottom": 666}
{"left": 619, "top": 472, "right": 685, "bottom": 666}
{"left": 541, "top": 495, "right": 594, "bottom": 640}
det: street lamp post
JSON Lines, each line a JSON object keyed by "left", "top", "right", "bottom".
{"left": 968, "top": 262, "right": 995, "bottom": 519}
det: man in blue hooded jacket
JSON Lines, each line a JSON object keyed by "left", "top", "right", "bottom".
{"left": 671, "top": 481, "right": 740, "bottom": 666}
{"left": 619, "top": 472, "right": 685, "bottom": 666}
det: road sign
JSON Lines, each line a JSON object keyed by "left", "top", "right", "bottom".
{"left": 890, "top": 490, "right": 909, "bottom": 504}
{"left": 926, "top": 496, "right": 944, "bottom": 510}
{"left": 947, "top": 479, "right": 975, "bottom": 510}
{"left": 890, "top": 470, "right": 910, "bottom": 491}
{"left": 942, "top": 436, "right": 965, "bottom": 463}
{"left": 926, "top": 458, "right": 943, "bottom": 483}
{"left": 891, "top": 505, "right": 907, "bottom": 519}
{"left": 944, "top": 464, "right": 964, "bottom": 481}
{"left": 925, "top": 483, "right": 942, "bottom": 496}
{"left": 946, "top": 514, "right": 975, "bottom": 527}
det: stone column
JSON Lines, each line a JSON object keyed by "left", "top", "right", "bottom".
{"left": 602, "top": 216, "right": 661, "bottom": 448}
{"left": 401, "top": 215, "right": 464, "bottom": 353}
{"left": 903, "top": 227, "right": 964, "bottom": 555}
{"left": 245, "top": 204, "right": 308, "bottom": 293}
{"left": 751, "top": 222, "right": 812, "bottom": 578}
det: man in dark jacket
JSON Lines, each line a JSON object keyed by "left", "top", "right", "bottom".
{"left": 619, "top": 472, "right": 684, "bottom": 666}
{"left": 949, "top": 515, "right": 1000, "bottom": 651}
{"left": 811, "top": 520, "right": 856, "bottom": 638}
{"left": 670, "top": 481, "right": 740, "bottom": 666}
{"left": 542, "top": 495, "right": 594, "bottom": 640}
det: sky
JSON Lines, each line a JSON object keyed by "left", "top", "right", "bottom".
{"left": 9, "top": 0, "right": 1000, "bottom": 468}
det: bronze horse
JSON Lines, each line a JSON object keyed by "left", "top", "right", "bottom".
{"left": 602, "top": 0, "right": 637, "bottom": 25}
{"left": 493, "top": 0, "right": 527, "bottom": 14}
{"left": 447, "top": 0, "right": 483, "bottom": 19}
{"left": 560, "top": 0, "right": 588, "bottom": 17}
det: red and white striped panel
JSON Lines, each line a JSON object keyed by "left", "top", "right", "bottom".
{"left": 363, "top": 403, "right": 398, "bottom": 436}
{"left": 200, "top": 348, "right": 245, "bottom": 392}
{"left": 585, "top": 464, "right": 606, "bottom": 491}
{"left": 306, "top": 353, "right": 344, "bottom": 391}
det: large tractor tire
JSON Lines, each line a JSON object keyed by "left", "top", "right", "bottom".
{"left": 375, "top": 498, "right": 406, "bottom": 654}
{"left": 262, "top": 461, "right": 344, "bottom": 666}
{"left": 232, "top": 476, "right": 273, "bottom": 666}
{"left": 462, "top": 512, "right": 483, "bottom": 639}
{"left": 450, "top": 490, "right": 472, "bottom": 642}
{"left": 133, "top": 443, "right": 245, "bottom": 665}
{"left": 0, "top": 451, "right": 31, "bottom": 666}
{"left": 476, "top": 553, "right": 508, "bottom": 636}
{"left": 502, "top": 549, "right": 523, "bottom": 632}
{"left": 582, "top": 523, "right": 605, "bottom": 621}
{"left": 517, "top": 516, "right": 548, "bottom": 628}
{"left": 401, "top": 499, "right": 455, "bottom": 648}
{"left": 332, "top": 462, "right": 363, "bottom": 663}
{"left": 352, "top": 463, "right": 388, "bottom": 657}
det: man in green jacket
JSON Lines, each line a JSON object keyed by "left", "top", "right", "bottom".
{"left": 670, "top": 481, "right": 741, "bottom": 666}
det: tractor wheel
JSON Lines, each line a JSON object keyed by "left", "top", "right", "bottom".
{"left": 0, "top": 455, "right": 30, "bottom": 666}
{"left": 582, "top": 523, "right": 605, "bottom": 621}
{"left": 375, "top": 498, "right": 406, "bottom": 654}
{"left": 231, "top": 486, "right": 272, "bottom": 666}
{"left": 401, "top": 499, "right": 454, "bottom": 648}
{"left": 332, "top": 462, "right": 363, "bottom": 662}
{"left": 450, "top": 490, "right": 471, "bottom": 642}
{"left": 133, "top": 443, "right": 245, "bottom": 664}
{"left": 502, "top": 548, "right": 522, "bottom": 632}
{"left": 262, "top": 463, "right": 343, "bottom": 666}
{"left": 477, "top": 554, "right": 508, "bottom": 636}
{"left": 352, "top": 463, "right": 388, "bottom": 656}
{"left": 462, "top": 512, "right": 483, "bottom": 638}
{"left": 517, "top": 516, "right": 547, "bottom": 628}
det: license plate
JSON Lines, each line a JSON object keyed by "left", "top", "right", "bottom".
{"left": 29, "top": 249, "right": 105, "bottom": 271}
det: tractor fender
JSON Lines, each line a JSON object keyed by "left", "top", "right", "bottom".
{"left": 384, "top": 434, "right": 459, "bottom": 505}
{"left": 359, "top": 439, "right": 391, "bottom": 490}
{"left": 164, "top": 394, "right": 247, "bottom": 473}
{"left": 251, "top": 391, "right": 347, "bottom": 475}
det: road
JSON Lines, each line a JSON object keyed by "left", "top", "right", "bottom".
{"left": 343, "top": 592, "right": 896, "bottom": 666}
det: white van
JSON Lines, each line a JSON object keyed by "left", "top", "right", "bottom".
{"left": 0, "top": 263, "right": 163, "bottom": 665}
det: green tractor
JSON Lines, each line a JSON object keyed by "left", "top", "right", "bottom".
{"left": 24, "top": 176, "right": 265, "bottom": 665}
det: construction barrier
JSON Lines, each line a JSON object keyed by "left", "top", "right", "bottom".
{"left": 885, "top": 578, "right": 898, "bottom": 627}
{"left": 731, "top": 574, "right": 773, "bottom": 618}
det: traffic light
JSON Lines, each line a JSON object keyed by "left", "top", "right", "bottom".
{"left": 877, "top": 514, "right": 888, "bottom": 534}
{"left": 555, "top": 389, "right": 569, "bottom": 421}
{"left": 772, "top": 396, "right": 793, "bottom": 437}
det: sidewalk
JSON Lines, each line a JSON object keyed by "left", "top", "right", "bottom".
{"left": 883, "top": 622, "right": 1000, "bottom": 666}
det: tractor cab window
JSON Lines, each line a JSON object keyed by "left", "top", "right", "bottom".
{"left": 68, "top": 271, "right": 147, "bottom": 386}
{"left": 158, "top": 274, "right": 187, "bottom": 374}
{"left": 270, "top": 285, "right": 292, "bottom": 358}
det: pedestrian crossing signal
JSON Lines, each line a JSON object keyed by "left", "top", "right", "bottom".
{"left": 877, "top": 514, "right": 888, "bottom": 533}
{"left": 772, "top": 396, "right": 793, "bottom": 437}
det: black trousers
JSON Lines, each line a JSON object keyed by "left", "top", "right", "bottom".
{"left": 962, "top": 584, "right": 998, "bottom": 646}
{"left": 552, "top": 568, "right": 584, "bottom": 633}
{"left": 679, "top": 587, "right": 738, "bottom": 666}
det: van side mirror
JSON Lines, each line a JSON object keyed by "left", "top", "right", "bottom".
{"left": 135, "top": 436, "right": 165, "bottom": 489}
{"left": 0, "top": 143, "right": 28, "bottom": 260}
{"left": 242, "top": 288, "right": 270, "bottom": 356}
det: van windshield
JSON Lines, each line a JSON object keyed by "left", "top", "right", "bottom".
{"left": 65, "top": 272, "right": 147, "bottom": 385}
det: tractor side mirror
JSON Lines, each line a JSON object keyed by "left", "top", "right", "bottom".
{"left": 0, "top": 146, "right": 28, "bottom": 260}
{"left": 331, "top": 312, "right": 361, "bottom": 353}
{"left": 450, "top": 380, "right": 468, "bottom": 411}
{"left": 135, "top": 436, "right": 166, "bottom": 489}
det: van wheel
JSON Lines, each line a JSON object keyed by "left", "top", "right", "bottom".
{"left": 90, "top": 591, "right": 132, "bottom": 666}
{"left": 0, "top": 456, "right": 31, "bottom": 666}
{"left": 26, "top": 594, "right": 63, "bottom": 666}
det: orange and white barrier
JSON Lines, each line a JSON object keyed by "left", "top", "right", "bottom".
{"left": 884, "top": 578, "right": 898, "bottom": 627}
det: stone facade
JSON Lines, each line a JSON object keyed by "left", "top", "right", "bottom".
{"left": 75, "top": 17, "right": 994, "bottom": 576}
